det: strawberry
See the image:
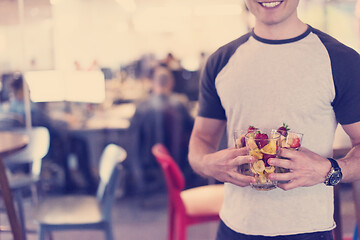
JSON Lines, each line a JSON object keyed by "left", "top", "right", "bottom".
{"left": 277, "top": 123, "right": 290, "bottom": 137}
{"left": 240, "top": 136, "right": 246, "bottom": 147}
{"left": 247, "top": 126, "right": 257, "bottom": 133}
{"left": 255, "top": 132, "right": 268, "bottom": 149}
{"left": 290, "top": 137, "right": 301, "bottom": 148}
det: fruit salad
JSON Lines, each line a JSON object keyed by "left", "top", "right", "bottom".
{"left": 276, "top": 123, "right": 303, "bottom": 175}
{"left": 235, "top": 123, "right": 303, "bottom": 150}
{"left": 245, "top": 129, "right": 280, "bottom": 190}
{"left": 234, "top": 126, "right": 257, "bottom": 148}
{"left": 234, "top": 124, "right": 303, "bottom": 187}
{"left": 276, "top": 123, "right": 303, "bottom": 150}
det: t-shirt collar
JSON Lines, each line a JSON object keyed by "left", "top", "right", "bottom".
{"left": 251, "top": 25, "right": 312, "bottom": 44}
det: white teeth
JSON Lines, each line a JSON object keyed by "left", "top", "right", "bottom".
{"left": 260, "top": 1, "right": 281, "bottom": 8}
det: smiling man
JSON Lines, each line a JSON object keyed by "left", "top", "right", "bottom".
{"left": 188, "top": 0, "right": 360, "bottom": 239}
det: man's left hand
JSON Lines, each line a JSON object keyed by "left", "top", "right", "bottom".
{"left": 268, "top": 148, "right": 331, "bottom": 190}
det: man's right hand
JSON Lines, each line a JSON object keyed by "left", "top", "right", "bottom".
{"left": 202, "top": 147, "right": 256, "bottom": 187}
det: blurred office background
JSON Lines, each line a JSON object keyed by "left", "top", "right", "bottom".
{"left": 0, "top": 0, "right": 359, "bottom": 239}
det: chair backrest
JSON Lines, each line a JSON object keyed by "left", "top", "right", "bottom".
{"left": 0, "top": 113, "right": 24, "bottom": 130}
{"left": 96, "top": 144, "right": 127, "bottom": 220}
{"left": 152, "top": 143, "right": 186, "bottom": 211}
{"left": 4, "top": 126, "right": 50, "bottom": 177}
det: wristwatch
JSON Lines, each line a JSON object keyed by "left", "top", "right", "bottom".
{"left": 324, "top": 157, "right": 343, "bottom": 186}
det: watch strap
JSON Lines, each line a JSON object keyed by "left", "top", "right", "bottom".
{"left": 327, "top": 157, "right": 340, "bottom": 171}
{"left": 324, "top": 157, "right": 342, "bottom": 186}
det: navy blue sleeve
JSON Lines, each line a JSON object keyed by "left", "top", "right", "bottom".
{"left": 332, "top": 49, "right": 360, "bottom": 125}
{"left": 313, "top": 27, "right": 360, "bottom": 125}
{"left": 197, "top": 53, "right": 227, "bottom": 120}
{"left": 197, "top": 33, "right": 251, "bottom": 120}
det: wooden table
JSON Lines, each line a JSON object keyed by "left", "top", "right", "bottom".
{"left": 0, "top": 132, "right": 29, "bottom": 240}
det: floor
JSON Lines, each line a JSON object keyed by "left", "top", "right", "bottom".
{"left": 0, "top": 183, "right": 357, "bottom": 240}
{"left": 0, "top": 190, "right": 218, "bottom": 240}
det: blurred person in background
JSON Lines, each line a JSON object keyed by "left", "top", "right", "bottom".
{"left": 1, "top": 74, "right": 69, "bottom": 190}
{"left": 7, "top": 74, "right": 51, "bottom": 127}
{"left": 189, "top": 0, "right": 360, "bottom": 239}
{"left": 160, "top": 52, "right": 182, "bottom": 71}
{"left": 8, "top": 74, "right": 98, "bottom": 194}
{"left": 128, "top": 66, "right": 201, "bottom": 197}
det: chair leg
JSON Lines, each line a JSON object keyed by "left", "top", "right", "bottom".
{"left": 169, "top": 207, "right": 175, "bottom": 240}
{"left": 175, "top": 214, "right": 186, "bottom": 240}
{"left": 38, "top": 226, "right": 53, "bottom": 240}
{"left": 38, "top": 227, "right": 45, "bottom": 240}
{"left": 31, "top": 183, "right": 39, "bottom": 206}
{"left": 354, "top": 223, "right": 358, "bottom": 240}
{"left": 48, "top": 232, "right": 54, "bottom": 240}
{"left": 14, "top": 191, "right": 27, "bottom": 240}
{"left": 104, "top": 223, "right": 114, "bottom": 240}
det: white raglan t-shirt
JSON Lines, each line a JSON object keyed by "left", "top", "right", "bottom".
{"left": 198, "top": 26, "right": 360, "bottom": 236}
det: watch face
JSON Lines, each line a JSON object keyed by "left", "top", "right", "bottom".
{"left": 329, "top": 171, "right": 343, "bottom": 185}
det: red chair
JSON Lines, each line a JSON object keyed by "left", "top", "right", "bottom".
{"left": 152, "top": 143, "right": 224, "bottom": 240}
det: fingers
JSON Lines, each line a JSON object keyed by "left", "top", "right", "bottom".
{"left": 233, "top": 155, "right": 255, "bottom": 166}
{"left": 280, "top": 147, "right": 308, "bottom": 158}
{"left": 209, "top": 148, "right": 256, "bottom": 187}
{"left": 231, "top": 147, "right": 248, "bottom": 156}
{"left": 268, "top": 157, "right": 292, "bottom": 169}
{"left": 228, "top": 149, "right": 255, "bottom": 186}
{"left": 279, "top": 148, "right": 297, "bottom": 159}
{"left": 228, "top": 147, "right": 255, "bottom": 165}
{"left": 269, "top": 172, "right": 292, "bottom": 182}
{"left": 268, "top": 171, "right": 299, "bottom": 191}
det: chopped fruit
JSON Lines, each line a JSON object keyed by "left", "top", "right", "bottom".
{"left": 235, "top": 135, "right": 247, "bottom": 148}
{"left": 235, "top": 138, "right": 241, "bottom": 147}
{"left": 281, "top": 138, "right": 290, "bottom": 148}
{"left": 247, "top": 138, "right": 258, "bottom": 150}
{"left": 241, "top": 136, "right": 246, "bottom": 147}
{"left": 277, "top": 123, "right": 290, "bottom": 137}
{"left": 265, "top": 166, "right": 275, "bottom": 173}
{"left": 258, "top": 174, "right": 267, "bottom": 184}
{"left": 277, "top": 124, "right": 303, "bottom": 149}
{"left": 252, "top": 160, "right": 265, "bottom": 173}
{"left": 255, "top": 132, "right": 269, "bottom": 149}
{"left": 242, "top": 127, "right": 288, "bottom": 190}
{"left": 246, "top": 126, "right": 257, "bottom": 139}
{"left": 290, "top": 137, "right": 301, "bottom": 148}
{"left": 260, "top": 139, "right": 277, "bottom": 155}
{"left": 286, "top": 132, "right": 302, "bottom": 149}
{"left": 249, "top": 149, "right": 263, "bottom": 160}
{"left": 247, "top": 126, "right": 257, "bottom": 133}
